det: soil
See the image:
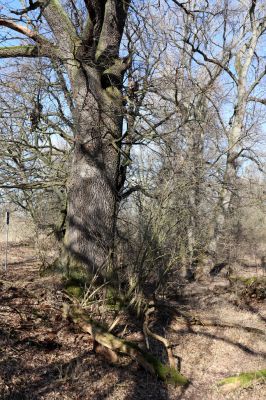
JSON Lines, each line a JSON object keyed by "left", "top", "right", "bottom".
{"left": 0, "top": 242, "right": 265, "bottom": 399}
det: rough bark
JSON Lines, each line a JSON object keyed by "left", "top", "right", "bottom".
{"left": 65, "top": 75, "right": 123, "bottom": 273}
{"left": 62, "top": 2, "right": 129, "bottom": 275}
{"left": 0, "top": 1, "right": 130, "bottom": 275}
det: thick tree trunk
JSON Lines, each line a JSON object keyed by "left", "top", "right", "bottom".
{"left": 64, "top": 66, "right": 123, "bottom": 275}
{"left": 65, "top": 136, "right": 119, "bottom": 274}
{"left": 0, "top": 1, "right": 130, "bottom": 277}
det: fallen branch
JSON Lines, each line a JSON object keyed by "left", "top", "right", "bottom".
{"left": 217, "top": 369, "right": 266, "bottom": 392}
{"left": 63, "top": 303, "right": 189, "bottom": 386}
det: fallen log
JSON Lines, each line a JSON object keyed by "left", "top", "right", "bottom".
{"left": 63, "top": 303, "right": 189, "bottom": 386}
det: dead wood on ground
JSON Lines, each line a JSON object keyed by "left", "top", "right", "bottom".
{"left": 63, "top": 303, "right": 189, "bottom": 386}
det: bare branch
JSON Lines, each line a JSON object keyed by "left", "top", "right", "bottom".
{"left": 0, "top": 18, "right": 53, "bottom": 45}
{"left": 247, "top": 67, "right": 266, "bottom": 96}
{"left": 171, "top": 0, "right": 195, "bottom": 19}
{"left": 184, "top": 38, "right": 238, "bottom": 84}
{"left": 0, "top": 45, "right": 55, "bottom": 58}
{"left": 11, "top": 0, "right": 43, "bottom": 16}
{"left": 0, "top": 181, "right": 65, "bottom": 190}
{"left": 119, "top": 185, "right": 155, "bottom": 200}
{"left": 248, "top": 96, "right": 266, "bottom": 105}
{"left": 249, "top": 0, "right": 257, "bottom": 30}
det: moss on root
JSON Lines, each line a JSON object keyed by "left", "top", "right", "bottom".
{"left": 65, "top": 304, "right": 189, "bottom": 386}
{"left": 64, "top": 284, "right": 84, "bottom": 298}
{"left": 140, "top": 350, "right": 189, "bottom": 385}
{"left": 121, "top": 339, "right": 188, "bottom": 385}
{"left": 63, "top": 268, "right": 88, "bottom": 299}
{"left": 217, "top": 369, "right": 266, "bottom": 392}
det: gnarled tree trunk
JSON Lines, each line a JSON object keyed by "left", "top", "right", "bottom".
{"left": 65, "top": 66, "right": 124, "bottom": 273}
{"left": 0, "top": 0, "right": 130, "bottom": 275}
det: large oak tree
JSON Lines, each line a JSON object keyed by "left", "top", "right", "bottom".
{"left": 0, "top": 0, "right": 130, "bottom": 273}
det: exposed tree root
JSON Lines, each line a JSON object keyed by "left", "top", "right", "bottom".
{"left": 143, "top": 303, "right": 177, "bottom": 369}
{"left": 217, "top": 369, "right": 266, "bottom": 392}
{"left": 63, "top": 303, "right": 189, "bottom": 386}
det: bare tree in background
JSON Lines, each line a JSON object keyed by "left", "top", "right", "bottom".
{"left": 0, "top": 58, "right": 72, "bottom": 242}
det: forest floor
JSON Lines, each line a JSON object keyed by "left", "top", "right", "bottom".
{"left": 0, "top": 242, "right": 265, "bottom": 400}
